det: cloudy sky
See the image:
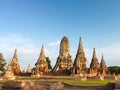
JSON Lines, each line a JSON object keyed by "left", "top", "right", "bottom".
{"left": 0, "top": 0, "right": 120, "bottom": 70}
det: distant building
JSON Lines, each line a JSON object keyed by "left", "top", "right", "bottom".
{"left": 26, "top": 64, "right": 32, "bottom": 73}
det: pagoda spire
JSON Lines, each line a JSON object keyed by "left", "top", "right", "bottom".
{"left": 92, "top": 48, "right": 97, "bottom": 59}
{"left": 40, "top": 44, "right": 45, "bottom": 58}
{"left": 100, "top": 54, "right": 107, "bottom": 70}
{"left": 12, "top": 49, "right": 18, "bottom": 62}
{"left": 14, "top": 49, "right": 17, "bottom": 55}
{"left": 34, "top": 44, "right": 48, "bottom": 74}
{"left": 14, "top": 49, "right": 17, "bottom": 57}
{"left": 90, "top": 48, "right": 100, "bottom": 73}
{"left": 101, "top": 54, "right": 104, "bottom": 60}
{"left": 27, "top": 64, "right": 31, "bottom": 73}
{"left": 37, "top": 44, "right": 46, "bottom": 63}
{"left": 73, "top": 37, "right": 87, "bottom": 75}
{"left": 4, "top": 60, "right": 14, "bottom": 77}
{"left": 10, "top": 49, "right": 21, "bottom": 75}
{"left": 77, "top": 37, "right": 84, "bottom": 53}
{"left": 100, "top": 54, "right": 105, "bottom": 66}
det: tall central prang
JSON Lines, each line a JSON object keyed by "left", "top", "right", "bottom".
{"left": 52, "top": 36, "right": 73, "bottom": 74}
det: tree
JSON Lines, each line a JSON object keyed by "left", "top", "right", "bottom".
{"left": 0, "top": 53, "right": 6, "bottom": 73}
{"left": 108, "top": 66, "right": 120, "bottom": 75}
{"left": 46, "top": 57, "right": 52, "bottom": 71}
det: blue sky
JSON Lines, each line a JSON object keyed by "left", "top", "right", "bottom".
{"left": 0, "top": 0, "right": 120, "bottom": 70}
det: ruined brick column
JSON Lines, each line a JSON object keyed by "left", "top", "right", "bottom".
{"left": 52, "top": 36, "right": 73, "bottom": 73}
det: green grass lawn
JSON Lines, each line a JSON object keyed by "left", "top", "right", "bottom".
{"left": 64, "top": 80, "right": 115, "bottom": 85}
{"left": 14, "top": 76, "right": 117, "bottom": 85}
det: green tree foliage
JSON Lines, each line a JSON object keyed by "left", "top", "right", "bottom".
{"left": 108, "top": 66, "right": 120, "bottom": 75}
{"left": 0, "top": 53, "right": 6, "bottom": 73}
{"left": 46, "top": 57, "right": 52, "bottom": 71}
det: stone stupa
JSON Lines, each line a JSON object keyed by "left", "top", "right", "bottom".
{"left": 34, "top": 45, "right": 48, "bottom": 76}
{"left": 89, "top": 48, "right": 100, "bottom": 76}
{"left": 52, "top": 36, "right": 73, "bottom": 74}
{"left": 73, "top": 37, "right": 87, "bottom": 75}
{"left": 10, "top": 49, "right": 21, "bottom": 75}
{"left": 26, "top": 64, "right": 32, "bottom": 73}
{"left": 100, "top": 54, "right": 108, "bottom": 75}
{"left": 4, "top": 60, "right": 14, "bottom": 78}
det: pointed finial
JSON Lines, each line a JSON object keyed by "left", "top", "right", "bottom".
{"left": 79, "top": 37, "right": 82, "bottom": 47}
{"left": 80, "top": 37, "right": 82, "bottom": 42}
{"left": 38, "top": 44, "right": 46, "bottom": 61}
{"left": 41, "top": 44, "right": 44, "bottom": 51}
{"left": 14, "top": 49, "right": 17, "bottom": 58}
{"left": 41, "top": 44, "right": 45, "bottom": 55}
{"left": 36, "top": 44, "right": 47, "bottom": 66}
{"left": 93, "top": 48, "right": 97, "bottom": 59}
{"left": 78, "top": 37, "right": 83, "bottom": 53}
{"left": 100, "top": 54, "right": 107, "bottom": 70}
{"left": 14, "top": 49, "right": 17, "bottom": 55}
{"left": 80, "top": 37, "right": 82, "bottom": 44}
{"left": 12, "top": 49, "right": 18, "bottom": 62}
{"left": 102, "top": 54, "right": 104, "bottom": 60}
{"left": 101, "top": 54, "right": 105, "bottom": 63}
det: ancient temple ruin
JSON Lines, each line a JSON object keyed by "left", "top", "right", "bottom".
{"left": 10, "top": 49, "right": 21, "bottom": 75}
{"left": 4, "top": 60, "right": 14, "bottom": 78}
{"left": 52, "top": 36, "right": 73, "bottom": 74}
{"left": 100, "top": 54, "right": 108, "bottom": 75}
{"left": 3, "top": 36, "right": 110, "bottom": 78}
{"left": 33, "top": 45, "right": 48, "bottom": 76}
{"left": 89, "top": 48, "right": 100, "bottom": 76}
{"left": 72, "top": 37, "right": 87, "bottom": 75}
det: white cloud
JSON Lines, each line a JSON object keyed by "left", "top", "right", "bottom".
{"left": 0, "top": 33, "right": 30, "bottom": 45}
{"left": 49, "top": 41, "right": 60, "bottom": 46}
